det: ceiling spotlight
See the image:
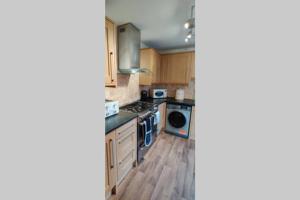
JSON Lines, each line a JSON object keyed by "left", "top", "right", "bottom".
{"left": 184, "top": 18, "right": 195, "bottom": 29}
{"left": 185, "top": 38, "right": 189, "bottom": 43}
{"left": 187, "top": 31, "right": 192, "bottom": 39}
{"left": 184, "top": 22, "right": 189, "bottom": 29}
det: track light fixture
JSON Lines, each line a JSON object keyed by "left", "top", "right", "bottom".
{"left": 184, "top": 5, "right": 195, "bottom": 41}
{"left": 184, "top": 18, "right": 195, "bottom": 29}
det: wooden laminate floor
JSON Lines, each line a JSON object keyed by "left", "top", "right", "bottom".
{"left": 119, "top": 131, "right": 195, "bottom": 200}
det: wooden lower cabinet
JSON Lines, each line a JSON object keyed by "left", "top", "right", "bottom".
{"left": 105, "top": 130, "right": 117, "bottom": 199}
{"left": 105, "top": 118, "right": 137, "bottom": 200}
{"left": 116, "top": 118, "right": 137, "bottom": 185}
{"left": 189, "top": 106, "right": 195, "bottom": 140}
{"left": 158, "top": 102, "right": 166, "bottom": 133}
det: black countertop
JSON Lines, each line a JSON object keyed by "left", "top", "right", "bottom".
{"left": 141, "top": 97, "right": 195, "bottom": 107}
{"left": 105, "top": 111, "right": 138, "bottom": 135}
{"left": 105, "top": 98, "right": 194, "bottom": 134}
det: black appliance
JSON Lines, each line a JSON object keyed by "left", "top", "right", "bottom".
{"left": 140, "top": 90, "right": 149, "bottom": 100}
{"left": 137, "top": 113, "right": 157, "bottom": 163}
{"left": 120, "top": 101, "right": 158, "bottom": 163}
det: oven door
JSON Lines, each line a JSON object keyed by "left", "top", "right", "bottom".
{"left": 137, "top": 114, "right": 157, "bottom": 163}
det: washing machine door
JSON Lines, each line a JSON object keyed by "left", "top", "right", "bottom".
{"left": 168, "top": 111, "right": 187, "bottom": 128}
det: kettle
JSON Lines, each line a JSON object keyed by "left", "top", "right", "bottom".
{"left": 141, "top": 90, "right": 149, "bottom": 100}
{"left": 175, "top": 89, "right": 185, "bottom": 100}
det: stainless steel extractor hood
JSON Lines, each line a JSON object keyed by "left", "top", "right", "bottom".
{"left": 117, "top": 23, "right": 148, "bottom": 74}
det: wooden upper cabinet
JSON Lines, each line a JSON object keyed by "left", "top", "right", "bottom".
{"left": 160, "top": 52, "right": 194, "bottom": 85}
{"left": 190, "top": 52, "right": 195, "bottom": 79}
{"left": 105, "top": 18, "right": 117, "bottom": 87}
{"left": 139, "top": 48, "right": 161, "bottom": 85}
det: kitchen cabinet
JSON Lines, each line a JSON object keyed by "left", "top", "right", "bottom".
{"left": 105, "top": 130, "right": 117, "bottom": 199}
{"left": 105, "top": 18, "right": 117, "bottom": 87}
{"left": 160, "top": 52, "right": 194, "bottom": 85}
{"left": 115, "top": 118, "right": 137, "bottom": 185}
{"left": 158, "top": 102, "right": 166, "bottom": 133}
{"left": 139, "top": 48, "right": 161, "bottom": 85}
{"left": 105, "top": 118, "right": 137, "bottom": 200}
{"left": 190, "top": 51, "right": 195, "bottom": 79}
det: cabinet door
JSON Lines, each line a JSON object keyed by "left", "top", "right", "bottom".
{"left": 189, "top": 106, "right": 195, "bottom": 140}
{"left": 105, "top": 131, "right": 117, "bottom": 193}
{"left": 168, "top": 52, "right": 192, "bottom": 84}
{"left": 158, "top": 102, "right": 166, "bottom": 132}
{"left": 190, "top": 52, "right": 195, "bottom": 79}
{"left": 140, "top": 48, "right": 162, "bottom": 85}
{"left": 139, "top": 49, "right": 153, "bottom": 85}
{"left": 160, "top": 54, "right": 169, "bottom": 83}
{"left": 153, "top": 51, "right": 161, "bottom": 84}
{"left": 105, "top": 23, "right": 110, "bottom": 85}
{"left": 160, "top": 52, "right": 193, "bottom": 84}
{"left": 105, "top": 18, "right": 117, "bottom": 87}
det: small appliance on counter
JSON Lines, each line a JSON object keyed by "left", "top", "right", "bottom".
{"left": 150, "top": 89, "right": 167, "bottom": 99}
{"left": 175, "top": 89, "right": 185, "bottom": 100}
{"left": 105, "top": 100, "right": 119, "bottom": 118}
{"left": 140, "top": 89, "right": 149, "bottom": 100}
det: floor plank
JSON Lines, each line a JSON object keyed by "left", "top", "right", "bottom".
{"left": 119, "top": 132, "right": 195, "bottom": 200}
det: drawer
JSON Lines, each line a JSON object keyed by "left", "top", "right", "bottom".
{"left": 117, "top": 149, "right": 135, "bottom": 183}
{"left": 117, "top": 124, "right": 136, "bottom": 143}
{"left": 117, "top": 131, "right": 136, "bottom": 163}
{"left": 116, "top": 118, "right": 137, "bottom": 139}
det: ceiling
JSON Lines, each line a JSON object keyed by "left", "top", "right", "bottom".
{"left": 105, "top": 0, "right": 195, "bottom": 50}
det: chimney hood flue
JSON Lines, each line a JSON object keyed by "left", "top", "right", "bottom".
{"left": 117, "top": 23, "right": 148, "bottom": 74}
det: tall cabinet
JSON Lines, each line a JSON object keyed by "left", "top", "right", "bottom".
{"left": 105, "top": 18, "right": 117, "bottom": 87}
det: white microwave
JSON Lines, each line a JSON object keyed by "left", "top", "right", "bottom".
{"left": 151, "top": 89, "right": 167, "bottom": 98}
{"left": 105, "top": 100, "right": 119, "bottom": 118}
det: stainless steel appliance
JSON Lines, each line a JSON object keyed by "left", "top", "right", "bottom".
{"left": 117, "top": 23, "right": 149, "bottom": 74}
{"left": 165, "top": 103, "right": 192, "bottom": 138}
{"left": 105, "top": 100, "right": 119, "bottom": 118}
{"left": 120, "top": 101, "right": 158, "bottom": 163}
{"left": 150, "top": 89, "right": 167, "bottom": 98}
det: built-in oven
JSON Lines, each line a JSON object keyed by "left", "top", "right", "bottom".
{"left": 137, "top": 111, "right": 159, "bottom": 163}
{"left": 120, "top": 101, "right": 160, "bottom": 164}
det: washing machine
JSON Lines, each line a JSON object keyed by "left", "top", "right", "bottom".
{"left": 165, "top": 103, "right": 192, "bottom": 138}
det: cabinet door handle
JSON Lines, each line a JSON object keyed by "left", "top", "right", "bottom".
{"left": 109, "top": 52, "right": 114, "bottom": 82}
{"left": 109, "top": 139, "right": 115, "bottom": 169}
